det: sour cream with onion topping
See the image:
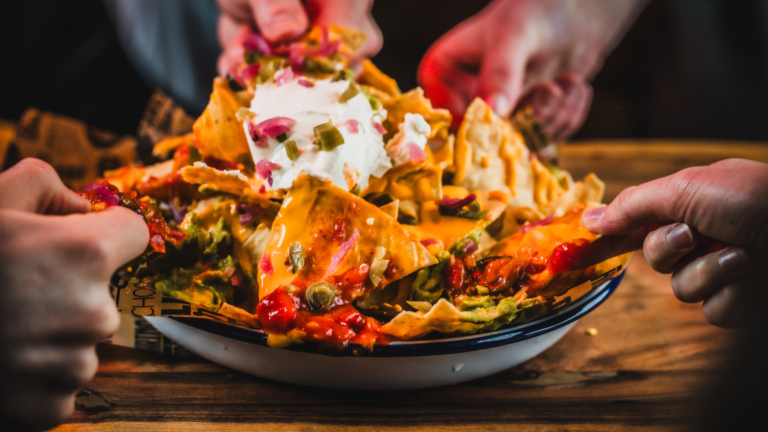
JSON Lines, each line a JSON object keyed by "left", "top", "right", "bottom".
{"left": 386, "top": 112, "right": 431, "bottom": 166}
{"left": 244, "top": 69, "right": 392, "bottom": 191}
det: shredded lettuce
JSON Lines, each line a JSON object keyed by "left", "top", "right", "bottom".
{"left": 409, "top": 250, "right": 450, "bottom": 303}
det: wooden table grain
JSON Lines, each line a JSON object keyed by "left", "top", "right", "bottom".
{"left": 54, "top": 140, "right": 768, "bottom": 432}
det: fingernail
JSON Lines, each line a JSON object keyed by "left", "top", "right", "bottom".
{"left": 719, "top": 248, "right": 749, "bottom": 274}
{"left": 667, "top": 223, "right": 693, "bottom": 250}
{"left": 582, "top": 206, "right": 606, "bottom": 226}
{"left": 485, "top": 94, "right": 511, "bottom": 117}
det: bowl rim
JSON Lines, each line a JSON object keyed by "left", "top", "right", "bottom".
{"left": 165, "top": 271, "right": 624, "bottom": 357}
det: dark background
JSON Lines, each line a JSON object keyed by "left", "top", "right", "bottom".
{"left": 2, "top": 0, "right": 768, "bottom": 142}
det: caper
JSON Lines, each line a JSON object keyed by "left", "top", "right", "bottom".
{"left": 305, "top": 281, "right": 339, "bottom": 310}
{"left": 288, "top": 242, "right": 305, "bottom": 274}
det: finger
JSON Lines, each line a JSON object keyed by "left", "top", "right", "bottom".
{"left": 643, "top": 223, "right": 700, "bottom": 273}
{"left": 671, "top": 247, "right": 751, "bottom": 303}
{"left": 551, "top": 74, "right": 592, "bottom": 140}
{"left": 477, "top": 36, "right": 530, "bottom": 118}
{"left": 309, "top": 0, "right": 382, "bottom": 59}
{"left": 575, "top": 225, "right": 649, "bottom": 269}
{"left": 581, "top": 179, "right": 677, "bottom": 236}
{"left": 418, "top": 47, "right": 479, "bottom": 119}
{"left": 0, "top": 158, "right": 90, "bottom": 215}
{"left": 54, "top": 206, "right": 150, "bottom": 274}
{"left": 249, "top": 0, "right": 308, "bottom": 43}
{"left": 217, "top": 21, "right": 251, "bottom": 76}
{"left": 515, "top": 82, "right": 563, "bottom": 129}
{"left": 701, "top": 282, "right": 753, "bottom": 329}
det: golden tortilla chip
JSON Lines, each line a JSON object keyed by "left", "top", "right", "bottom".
{"left": 455, "top": 98, "right": 535, "bottom": 208}
{"left": 193, "top": 77, "right": 251, "bottom": 162}
{"left": 357, "top": 60, "right": 401, "bottom": 98}
{"left": 381, "top": 88, "right": 452, "bottom": 142}
{"left": 479, "top": 205, "right": 598, "bottom": 297}
{"left": 363, "top": 161, "right": 442, "bottom": 202}
{"left": 152, "top": 133, "right": 195, "bottom": 158}
{"left": 258, "top": 174, "right": 437, "bottom": 299}
{"left": 180, "top": 162, "right": 278, "bottom": 213}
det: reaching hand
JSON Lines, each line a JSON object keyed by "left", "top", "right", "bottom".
{"left": 216, "top": 0, "right": 382, "bottom": 76}
{"left": 0, "top": 159, "right": 148, "bottom": 430}
{"left": 418, "top": 0, "right": 648, "bottom": 138}
{"left": 581, "top": 159, "right": 768, "bottom": 328}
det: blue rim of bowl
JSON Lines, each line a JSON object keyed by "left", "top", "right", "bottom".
{"left": 166, "top": 271, "right": 624, "bottom": 357}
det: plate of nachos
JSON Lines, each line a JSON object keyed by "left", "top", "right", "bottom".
{"left": 82, "top": 26, "right": 630, "bottom": 389}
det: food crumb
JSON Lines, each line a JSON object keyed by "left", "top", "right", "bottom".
{"left": 586, "top": 328, "right": 598, "bottom": 336}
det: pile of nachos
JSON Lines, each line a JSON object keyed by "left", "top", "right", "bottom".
{"left": 80, "top": 26, "right": 625, "bottom": 352}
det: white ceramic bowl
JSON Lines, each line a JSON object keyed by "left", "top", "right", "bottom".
{"left": 146, "top": 272, "right": 624, "bottom": 390}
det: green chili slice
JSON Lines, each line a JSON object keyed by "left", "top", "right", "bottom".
{"left": 313, "top": 120, "right": 345, "bottom": 151}
{"left": 284, "top": 140, "right": 299, "bottom": 161}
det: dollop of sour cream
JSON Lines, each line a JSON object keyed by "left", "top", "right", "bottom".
{"left": 244, "top": 70, "right": 392, "bottom": 191}
{"left": 386, "top": 112, "right": 431, "bottom": 166}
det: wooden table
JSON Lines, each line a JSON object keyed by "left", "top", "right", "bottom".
{"left": 54, "top": 140, "right": 768, "bottom": 432}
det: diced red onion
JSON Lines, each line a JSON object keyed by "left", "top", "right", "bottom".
{"left": 372, "top": 122, "right": 386, "bottom": 135}
{"left": 241, "top": 64, "right": 261, "bottom": 81}
{"left": 237, "top": 203, "right": 266, "bottom": 226}
{"left": 519, "top": 214, "right": 555, "bottom": 234}
{"left": 255, "top": 159, "right": 281, "bottom": 186}
{"left": 258, "top": 185, "right": 266, "bottom": 194}
{"left": 258, "top": 253, "right": 274, "bottom": 276}
{"left": 274, "top": 67, "right": 294, "bottom": 86}
{"left": 318, "top": 26, "right": 340, "bottom": 56}
{"left": 254, "top": 117, "right": 296, "bottom": 137}
{"left": 84, "top": 183, "right": 119, "bottom": 207}
{"left": 407, "top": 142, "right": 427, "bottom": 164}
{"left": 438, "top": 193, "right": 477, "bottom": 211}
{"left": 460, "top": 240, "right": 478, "bottom": 257}
{"left": 343, "top": 119, "right": 359, "bottom": 133}
{"left": 231, "top": 274, "right": 242, "bottom": 286}
{"left": 297, "top": 79, "right": 314, "bottom": 88}
{"left": 419, "top": 238, "right": 438, "bottom": 247}
{"left": 223, "top": 266, "right": 235, "bottom": 277}
{"left": 243, "top": 33, "right": 273, "bottom": 56}
{"left": 327, "top": 228, "right": 360, "bottom": 275}
{"left": 169, "top": 202, "right": 187, "bottom": 224}
{"left": 240, "top": 212, "right": 252, "bottom": 226}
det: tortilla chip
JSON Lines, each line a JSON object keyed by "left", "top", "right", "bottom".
{"left": 381, "top": 87, "right": 452, "bottom": 142}
{"left": 181, "top": 162, "right": 278, "bottom": 213}
{"left": 153, "top": 133, "right": 195, "bottom": 158}
{"left": 193, "top": 77, "right": 251, "bottom": 162}
{"left": 479, "top": 205, "right": 598, "bottom": 296}
{"left": 363, "top": 161, "right": 442, "bottom": 202}
{"left": 380, "top": 297, "right": 519, "bottom": 340}
{"left": 258, "top": 174, "right": 437, "bottom": 299}
{"left": 357, "top": 60, "right": 401, "bottom": 98}
{"left": 454, "top": 98, "right": 535, "bottom": 208}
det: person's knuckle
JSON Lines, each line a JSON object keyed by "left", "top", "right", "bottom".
{"left": 71, "top": 235, "right": 116, "bottom": 271}
{"left": 16, "top": 157, "right": 57, "bottom": 178}
{"left": 70, "top": 348, "right": 99, "bottom": 386}
{"left": 81, "top": 296, "right": 120, "bottom": 340}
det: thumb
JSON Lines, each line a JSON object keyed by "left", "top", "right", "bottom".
{"left": 477, "top": 36, "right": 529, "bottom": 118}
{"left": 0, "top": 158, "right": 90, "bottom": 215}
{"left": 249, "top": 0, "right": 308, "bottom": 43}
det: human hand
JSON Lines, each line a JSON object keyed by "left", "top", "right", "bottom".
{"left": 0, "top": 159, "right": 148, "bottom": 431}
{"left": 418, "top": 0, "right": 648, "bottom": 138}
{"left": 217, "top": 0, "right": 382, "bottom": 76}
{"left": 580, "top": 159, "right": 768, "bottom": 328}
